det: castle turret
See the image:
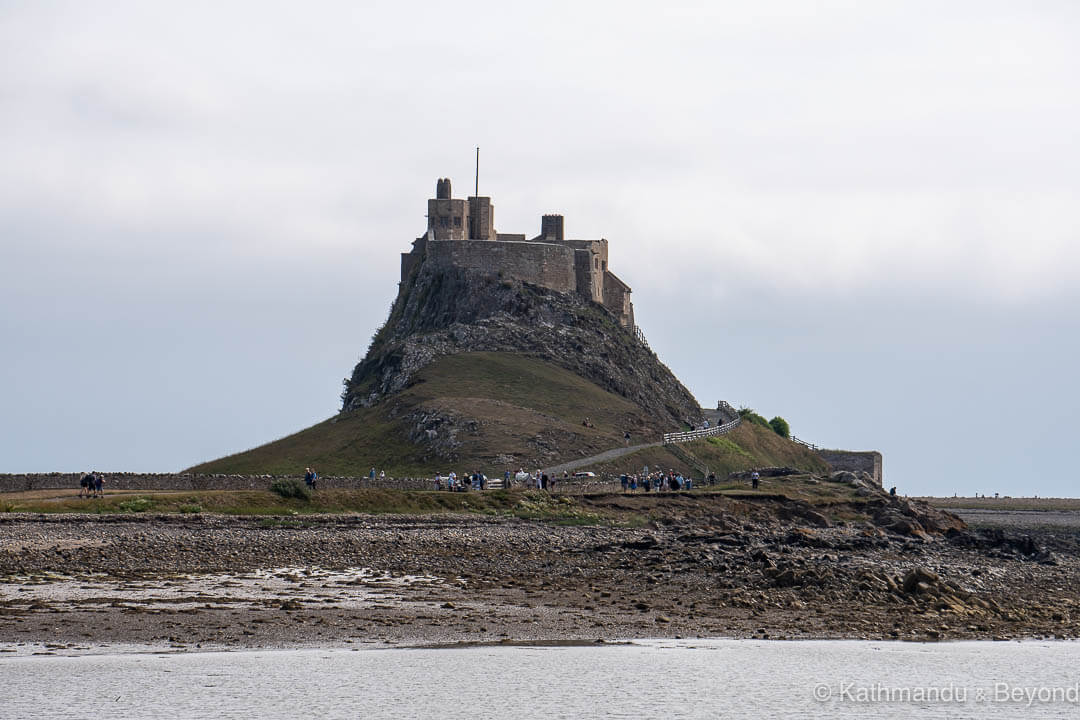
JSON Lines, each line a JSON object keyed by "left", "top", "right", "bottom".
{"left": 540, "top": 214, "right": 564, "bottom": 242}
{"left": 427, "top": 178, "right": 468, "bottom": 240}
{"left": 468, "top": 196, "right": 495, "bottom": 240}
{"left": 436, "top": 177, "right": 452, "bottom": 200}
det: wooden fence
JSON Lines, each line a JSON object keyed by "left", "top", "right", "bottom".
{"left": 662, "top": 416, "right": 741, "bottom": 445}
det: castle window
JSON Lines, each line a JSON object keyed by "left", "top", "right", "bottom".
{"left": 439, "top": 216, "right": 449, "bottom": 228}
{"left": 602, "top": 261, "right": 607, "bottom": 271}
{"left": 594, "top": 258, "right": 599, "bottom": 270}
{"left": 453, "top": 216, "right": 462, "bottom": 228}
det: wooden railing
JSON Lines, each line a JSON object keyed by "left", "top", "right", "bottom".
{"left": 791, "top": 436, "right": 819, "bottom": 450}
{"left": 633, "top": 324, "right": 650, "bottom": 350}
{"left": 663, "top": 416, "right": 741, "bottom": 445}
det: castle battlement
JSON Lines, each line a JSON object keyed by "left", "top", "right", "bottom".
{"left": 401, "top": 179, "right": 635, "bottom": 329}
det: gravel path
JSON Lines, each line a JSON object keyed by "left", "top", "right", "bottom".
{"left": 542, "top": 441, "right": 661, "bottom": 475}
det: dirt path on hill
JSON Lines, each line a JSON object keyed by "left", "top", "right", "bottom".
{"left": 542, "top": 441, "right": 662, "bottom": 475}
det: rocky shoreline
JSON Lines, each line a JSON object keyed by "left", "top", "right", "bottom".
{"left": 2, "top": 495, "right": 1078, "bottom": 652}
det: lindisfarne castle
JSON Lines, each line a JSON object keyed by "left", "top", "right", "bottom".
{"left": 400, "top": 178, "right": 636, "bottom": 330}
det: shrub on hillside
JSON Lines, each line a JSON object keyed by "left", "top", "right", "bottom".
{"left": 270, "top": 477, "right": 311, "bottom": 501}
{"left": 769, "top": 416, "right": 790, "bottom": 439}
{"left": 737, "top": 407, "right": 771, "bottom": 429}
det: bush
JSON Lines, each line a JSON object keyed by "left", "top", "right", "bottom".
{"left": 179, "top": 504, "right": 202, "bottom": 514}
{"left": 737, "top": 407, "right": 771, "bottom": 429}
{"left": 270, "top": 478, "right": 311, "bottom": 501}
{"left": 769, "top": 416, "right": 791, "bottom": 439}
{"left": 118, "top": 497, "right": 154, "bottom": 513}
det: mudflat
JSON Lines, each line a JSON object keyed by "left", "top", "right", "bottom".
{"left": 1, "top": 490, "right": 1078, "bottom": 651}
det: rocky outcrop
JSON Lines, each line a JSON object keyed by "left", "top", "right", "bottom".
{"left": 342, "top": 263, "right": 702, "bottom": 430}
{"left": 866, "top": 495, "right": 967, "bottom": 538}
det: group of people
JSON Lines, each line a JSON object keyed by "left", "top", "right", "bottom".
{"left": 619, "top": 469, "right": 699, "bottom": 493}
{"left": 78, "top": 471, "right": 104, "bottom": 498}
{"left": 512, "top": 468, "right": 565, "bottom": 491}
{"left": 435, "top": 471, "right": 487, "bottom": 492}
{"left": 303, "top": 467, "right": 318, "bottom": 489}
{"left": 432, "top": 468, "right": 569, "bottom": 492}
{"left": 617, "top": 469, "right": 764, "bottom": 493}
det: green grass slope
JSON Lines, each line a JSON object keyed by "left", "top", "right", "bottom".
{"left": 586, "top": 422, "right": 830, "bottom": 478}
{"left": 188, "top": 352, "right": 673, "bottom": 477}
{"left": 687, "top": 423, "right": 830, "bottom": 475}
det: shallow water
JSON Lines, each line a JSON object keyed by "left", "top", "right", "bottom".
{"left": 4, "top": 639, "right": 1079, "bottom": 719}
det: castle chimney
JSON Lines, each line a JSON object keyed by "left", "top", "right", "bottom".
{"left": 541, "top": 214, "right": 564, "bottom": 242}
{"left": 436, "top": 178, "right": 452, "bottom": 200}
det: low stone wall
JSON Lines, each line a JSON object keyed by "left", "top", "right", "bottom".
{"left": 817, "top": 450, "right": 883, "bottom": 486}
{"left": 0, "top": 473, "right": 433, "bottom": 493}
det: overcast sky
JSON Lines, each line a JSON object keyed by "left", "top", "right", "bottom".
{"left": 2, "top": 1, "right": 1077, "bottom": 496}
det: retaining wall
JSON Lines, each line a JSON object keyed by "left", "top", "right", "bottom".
{"left": 817, "top": 450, "right": 883, "bottom": 486}
{"left": 0, "top": 473, "right": 433, "bottom": 493}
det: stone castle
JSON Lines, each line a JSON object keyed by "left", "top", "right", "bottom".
{"left": 400, "top": 179, "right": 635, "bottom": 329}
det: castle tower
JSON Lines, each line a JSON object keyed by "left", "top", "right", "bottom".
{"left": 468, "top": 196, "right": 495, "bottom": 240}
{"left": 540, "top": 214, "right": 564, "bottom": 242}
{"left": 436, "top": 178, "right": 451, "bottom": 199}
{"left": 427, "top": 178, "right": 468, "bottom": 240}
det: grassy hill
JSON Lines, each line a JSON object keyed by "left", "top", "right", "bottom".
{"left": 190, "top": 351, "right": 829, "bottom": 481}
{"left": 189, "top": 352, "right": 676, "bottom": 477}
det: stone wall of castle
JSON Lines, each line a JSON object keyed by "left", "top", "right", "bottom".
{"left": 817, "top": 450, "right": 883, "bottom": 486}
{"left": 603, "top": 271, "right": 633, "bottom": 327}
{"left": 426, "top": 240, "right": 578, "bottom": 294}
{"left": 573, "top": 249, "right": 598, "bottom": 302}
